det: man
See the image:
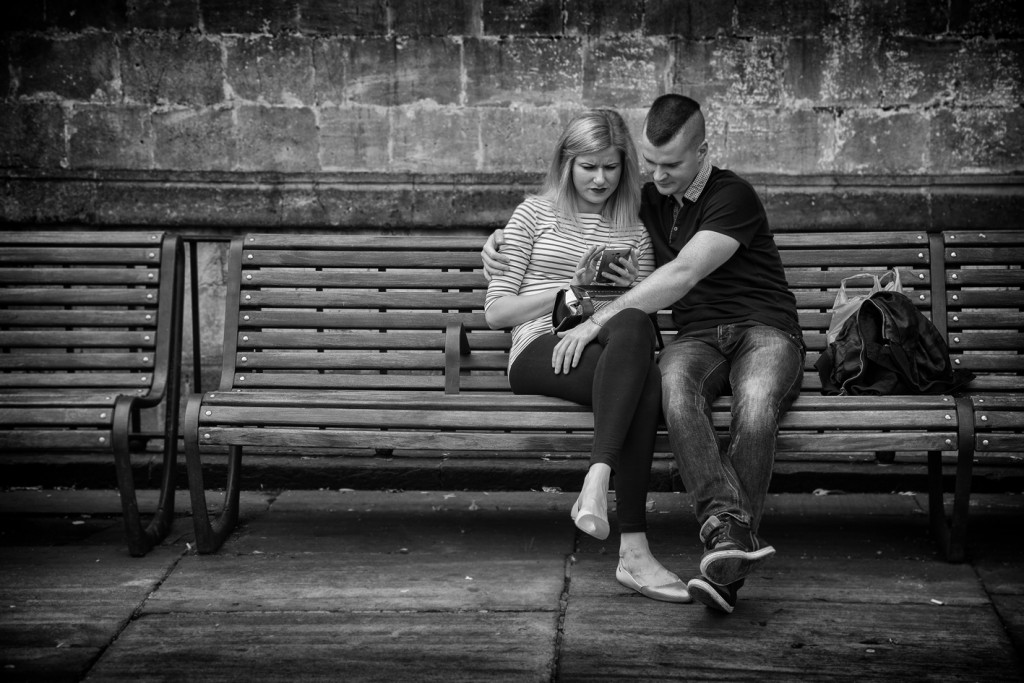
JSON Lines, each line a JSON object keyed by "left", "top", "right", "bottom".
{"left": 483, "top": 94, "right": 804, "bottom": 613}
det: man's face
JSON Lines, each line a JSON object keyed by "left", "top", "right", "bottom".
{"left": 639, "top": 126, "right": 707, "bottom": 198}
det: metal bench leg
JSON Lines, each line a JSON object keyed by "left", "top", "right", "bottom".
{"left": 927, "top": 396, "right": 976, "bottom": 563}
{"left": 113, "top": 395, "right": 176, "bottom": 557}
{"left": 184, "top": 396, "right": 241, "bottom": 554}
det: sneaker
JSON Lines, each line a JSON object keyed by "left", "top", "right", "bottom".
{"left": 698, "top": 514, "right": 775, "bottom": 586}
{"left": 687, "top": 576, "right": 742, "bottom": 614}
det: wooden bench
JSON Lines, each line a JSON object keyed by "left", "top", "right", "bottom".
{"left": 183, "top": 231, "right": 1022, "bottom": 560}
{"left": 940, "top": 230, "right": 1024, "bottom": 551}
{"left": 0, "top": 231, "right": 185, "bottom": 556}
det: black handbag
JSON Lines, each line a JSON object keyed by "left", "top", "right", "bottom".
{"left": 551, "top": 284, "right": 630, "bottom": 333}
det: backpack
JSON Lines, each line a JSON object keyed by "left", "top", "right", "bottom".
{"left": 814, "top": 290, "right": 974, "bottom": 396}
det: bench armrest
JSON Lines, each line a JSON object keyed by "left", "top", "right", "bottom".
{"left": 444, "top": 322, "right": 471, "bottom": 394}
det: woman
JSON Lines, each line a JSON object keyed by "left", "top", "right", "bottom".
{"left": 484, "top": 109, "right": 689, "bottom": 603}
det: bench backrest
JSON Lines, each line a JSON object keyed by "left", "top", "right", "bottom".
{"left": 220, "top": 231, "right": 957, "bottom": 394}
{"left": 0, "top": 231, "right": 181, "bottom": 398}
{"left": 941, "top": 230, "right": 1024, "bottom": 394}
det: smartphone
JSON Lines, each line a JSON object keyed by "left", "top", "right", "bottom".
{"left": 594, "top": 247, "right": 633, "bottom": 284}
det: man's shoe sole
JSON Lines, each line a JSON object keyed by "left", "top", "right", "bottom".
{"left": 687, "top": 577, "right": 734, "bottom": 614}
{"left": 699, "top": 545, "right": 775, "bottom": 586}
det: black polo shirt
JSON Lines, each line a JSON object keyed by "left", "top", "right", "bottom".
{"left": 639, "top": 168, "right": 799, "bottom": 337}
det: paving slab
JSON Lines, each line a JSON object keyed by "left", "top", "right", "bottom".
{"left": 87, "top": 611, "right": 559, "bottom": 682}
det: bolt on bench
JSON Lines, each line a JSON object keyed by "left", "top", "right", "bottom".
{"left": 0, "top": 231, "right": 185, "bottom": 556}
{"left": 183, "top": 231, "right": 1021, "bottom": 560}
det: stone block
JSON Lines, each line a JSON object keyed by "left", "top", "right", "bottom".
{"left": 0, "top": 175, "right": 96, "bottom": 223}
{"left": 391, "top": 105, "right": 480, "bottom": 173}
{"left": 583, "top": 36, "right": 671, "bottom": 108}
{"left": 68, "top": 105, "right": 154, "bottom": 169}
{"left": 815, "top": 37, "right": 884, "bottom": 107}
{"left": 643, "top": 0, "right": 733, "bottom": 38}
{"left": 153, "top": 108, "right": 237, "bottom": 172}
{"left": 948, "top": 0, "right": 1023, "bottom": 37}
{"left": 346, "top": 37, "right": 462, "bottom": 106}
{"left": 464, "top": 37, "right": 583, "bottom": 106}
{"left": 390, "top": 0, "right": 468, "bottom": 36}
{"left": 832, "top": 110, "right": 930, "bottom": 174}
{"left": 877, "top": 38, "right": 959, "bottom": 108}
{"left": 784, "top": 38, "right": 827, "bottom": 102}
{"left": 226, "top": 35, "right": 315, "bottom": 105}
{"left": 312, "top": 39, "right": 351, "bottom": 105}
{"left": 672, "top": 38, "right": 783, "bottom": 106}
{"left": 121, "top": 33, "right": 224, "bottom": 106}
{"left": 0, "top": 102, "right": 66, "bottom": 169}
{"left": 91, "top": 178, "right": 280, "bottom": 226}
{"left": 736, "top": 0, "right": 836, "bottom": 37}
{"left": 235, "top": 105, "right": 319, "bottom": 172}
{"left": 128, "top": 0, "right": 201, "bottom": 31}
{"left": 26, "top": 0, "right": 129, "bottom": 31}
{"left": 715, "top": 108, "right": 830, "bottom": 175}
{"left": 319, "top": 105, "right": 391, "bottom": 171}
{"left": 564, "top": 0, "right": 643, "bottom": 35}
{"left": 483, "top": 0, "right": 562, "bottom": 36}
{"left": 395, "top": 37, "right": 463, "bottom": 104}
{"left": 11, "top": 33, "right": 118, "bottom": 101}
{"left": 300, "top": 182, "right": 417, "bottom": 227}
{"left": 298, "top": 0, "right": 388, "bottom": 35}
{"left": 478, "top": 106, "right": 566, "bottom": 172}
{"left": 0, "top": 5, "right": 47, "bottom": 31}
{"left": 201, "top": 0, "right": 300, "bottom": 34}
{"left": 930, "top": 107, "right": 1024, "bottom": 174}
{"left": 956, "top": 40, "right": 1024, "bottom": 106}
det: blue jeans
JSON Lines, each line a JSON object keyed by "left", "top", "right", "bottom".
{"left": 658, "top": 322, "right": 804, "bottom": 532}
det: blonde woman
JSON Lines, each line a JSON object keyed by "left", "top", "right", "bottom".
{"left": 485, "top": 109, "right": 689, "bottom": 603}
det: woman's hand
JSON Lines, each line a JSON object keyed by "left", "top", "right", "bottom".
{"left": 600, "top": 248, "right": 639, "bottom": 287}
{"left": 552, "top": 319, "right": 601, "bottom": 374}
{"left": 570, "top": 245, "right": 604, "bottom": 287}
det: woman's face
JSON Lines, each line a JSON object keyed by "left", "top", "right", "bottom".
{"left": 572, "top": 146, "right": 622, "bottom": 214}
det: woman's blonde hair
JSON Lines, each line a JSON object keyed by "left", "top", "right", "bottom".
{"left": 537, "top": 109, "right": 642, "bottom": 231}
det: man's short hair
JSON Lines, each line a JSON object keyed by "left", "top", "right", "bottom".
{"left": 645, "top": 94, "right": 702, "bottom": 146}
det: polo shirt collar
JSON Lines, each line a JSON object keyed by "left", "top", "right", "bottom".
{"left": 681, "top": 157, "right": 712, "bottom": 204}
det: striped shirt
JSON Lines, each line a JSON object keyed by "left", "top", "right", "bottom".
{"left": 485, "top": 195, "right": 655, "bottom": 369}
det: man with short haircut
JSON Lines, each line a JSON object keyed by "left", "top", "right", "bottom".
{"left": 484, "top": 94, "right": 805, "bottom": 613}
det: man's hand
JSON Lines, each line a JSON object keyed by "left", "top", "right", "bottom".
{"left": 552, "top": 319, "right": 601, "bottom": 374}
{"left": 481, "top": 229, "right": 508, "bottom": 282}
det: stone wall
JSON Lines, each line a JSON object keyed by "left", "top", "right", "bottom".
{"left": 1, "top": 0, "right": 1022, "bottom": 229}
{"left": 2, "top": 0, "right": 1023, "bottom": 405}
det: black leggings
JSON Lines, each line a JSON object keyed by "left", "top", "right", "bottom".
{"left": 508, "top": 308, "right": 662, "bottom": 533}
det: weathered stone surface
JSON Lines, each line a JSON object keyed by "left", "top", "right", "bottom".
{"left": 68, "top": 105, "right": 154, "bottom": 170}
{"left": 235, "top": 105, "right": 319, "bottom": 172}
{"left": 643, "top": 0, "right": 734, "bottom": 38}
{"left": 226, "top": 35, "right": 316, "bottom": 105}
{"left": 11, "top": 33, "right": 118, "bottom": 101}
{"left": 583, "top": 36, "right": 671, "bottom": 107}
{"left": 464, "top": 36, "right": 583, "bottom": 106}
{"left": 0, "top": 102, "right": 66, "bottom": 169}
{"left": 153, "top": 107, "right": 237, "bottom": 172}
{"left": 482, "top": 0, "right": 563, "bottom": 36}
{"left": 120, "top": 32, "right": 224, "bottom": 106}
{"left": 319, "top": 104, "right": 391, "bottom": 170}
{"left": 564, "top": 0, "right": 644, "bottom": 35}
{"left": 298, "top": 0, "right": 388, "bottom": 35}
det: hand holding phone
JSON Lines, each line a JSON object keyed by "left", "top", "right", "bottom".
{"left": 594, "top": 247, "right": 634, "bottom": 284}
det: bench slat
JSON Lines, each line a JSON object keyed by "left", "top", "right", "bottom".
{"left": 0, "top": 311, "right": 159, "bottom": 327}
{"left": 0, "top": 430, "right": 114, "bottom": 449}
{"left": 0, "top": 373, "right": 154, "bottom": 389}
{"left": 0, "top": 353, "right": 153, "bottom": 371}
{"left": 246, "top": 270, "right": 485, "bottom": 289}
{"left": 0, "top": 331, "right": 156, "bottom": 348}
{"left": 0, "top": 267, "right": 160, "bottom": 285}
{"left": 0, "top": 247, "right": 162, "bottom": 266}
{"left": 241, "top": 291, "right": 482, "bottom": 309}
{"left": 0, "top": 407, "right": 112, "bottom": 427}
{"left": 0, "top": 288, "right": 160, "bottom": 306}
{"left": 197, "top": 427, "right": 956, "bottom": 453}
{"left": 244, "top": 251, "right": 483, "bottom": 269}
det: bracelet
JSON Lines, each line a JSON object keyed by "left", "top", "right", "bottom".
{"left": 590, "top": 316, "right": 603, "bottom": 328}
